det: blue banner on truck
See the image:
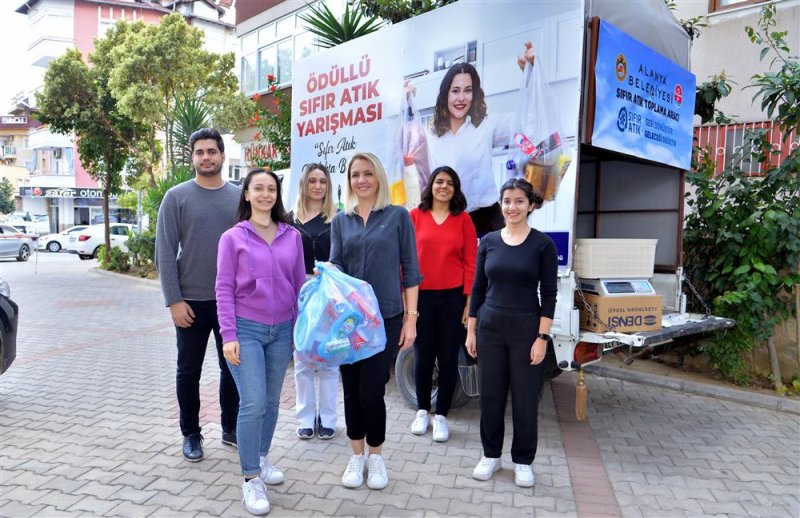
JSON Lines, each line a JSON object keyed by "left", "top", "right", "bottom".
{"left": 591, "top": 20, "right": 696, "bottom": 170}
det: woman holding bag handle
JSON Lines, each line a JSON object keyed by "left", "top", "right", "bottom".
{"left": 329, "top": 152, "right": 422, "bottom": 491}
{"left": 404, "top": 42, "right": 537, "bottom": 235}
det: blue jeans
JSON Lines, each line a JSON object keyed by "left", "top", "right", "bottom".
{"left": 227, "top": 317, "right": 293, "bottom": 476}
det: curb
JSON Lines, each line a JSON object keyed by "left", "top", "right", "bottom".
{"left": 585, "top": 363, "right": 800, "bottom": 415}
{"left": 90, "top": 267, "right": 160, "bottom": 288}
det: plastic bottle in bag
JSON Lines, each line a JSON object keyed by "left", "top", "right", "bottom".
{"left": 510, "top": 59, "right": 573, "bottom": 202}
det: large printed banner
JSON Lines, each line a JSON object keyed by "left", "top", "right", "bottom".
{"left": 291, "top": 1, "right": 584, "bottom": 268}
{"left": 591, "top": 20, "right": 696, "bottom": 170}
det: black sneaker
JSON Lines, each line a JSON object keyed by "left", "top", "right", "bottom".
{"left": 183, "top": 433, "right": 204, "bottom": 462}
{"left": 318, "top": 425, "right": 336, "bottom": 440}
{"left": 221, "top": 429, "right": 237, "bottom": 448}
{"left": 297, "top": 428, "right": 314, "bottom": 439}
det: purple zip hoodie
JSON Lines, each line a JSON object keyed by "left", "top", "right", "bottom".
{"left": 215, "top": 220, "right": 305, "bottom": 343}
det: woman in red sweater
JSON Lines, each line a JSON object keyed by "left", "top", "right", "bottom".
{"left": 408, "top": 166, "right": 478, "bottom": 442}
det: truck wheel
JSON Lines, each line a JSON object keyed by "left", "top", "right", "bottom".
{"left": 394, "top": 346, "right": 470, "bottom": 410}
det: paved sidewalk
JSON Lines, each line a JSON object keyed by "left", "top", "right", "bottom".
{"left": 1, "top": 254, "right": 798, "bottom": 517}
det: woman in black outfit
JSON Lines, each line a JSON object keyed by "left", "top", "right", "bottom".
{"left": 465, "top": 178, "right": 558, "bottom": 488}
{"left": 290, "top": 163, "right": 339, "bottom": 440}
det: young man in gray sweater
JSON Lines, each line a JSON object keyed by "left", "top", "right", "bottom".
{"left": 156, "top": 128, "right": 241, "bottom": 462}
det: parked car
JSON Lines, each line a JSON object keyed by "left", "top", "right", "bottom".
{"left": 37, "top": 225, "right": 89, "bottom": 252}
{"left": 0, "top": 225, "right": 34, "bottom": 262}
{"left": 2, "top": 212, "right": 50, "bottom": 235}
{"left": 0, "top": 276, "right": 18, "bottom": 375}
{"left": 66, "top": 223, "right": 134, "bottom": 260}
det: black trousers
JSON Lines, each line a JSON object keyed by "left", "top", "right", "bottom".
{"left": 175, "top": 300, "right": 239, "bottom": 437}
{"left": 340, "top": 314, "right": 402, "bottom": 447}
{"left": 415, "top": 287, "right": 465, "bottom": 416}
{"left": 476, "top": 304, "right": 545, "bottom": 464}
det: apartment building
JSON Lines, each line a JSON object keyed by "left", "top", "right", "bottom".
{"left": 8, "top": 0, "right": 240, "bottom": 229}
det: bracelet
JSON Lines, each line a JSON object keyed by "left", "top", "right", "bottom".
{"left": 405, "top": 310, "right": 420, "bottom": 317}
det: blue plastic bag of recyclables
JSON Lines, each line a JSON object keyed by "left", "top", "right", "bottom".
{"left": 294, "top": 262, "right": 386, "bottom": 366}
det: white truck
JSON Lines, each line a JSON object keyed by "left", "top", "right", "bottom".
{"left": 287, "top": 0, "right": 734, "bottom": 412}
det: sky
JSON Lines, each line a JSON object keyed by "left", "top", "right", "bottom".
{"left": 0, "top": 2, "right": 39, "bottom": 113}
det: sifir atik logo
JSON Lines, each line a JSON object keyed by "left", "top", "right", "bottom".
{"left": 673, "top": 83, "right": 683, "bottom": 107}
{"left": 616, "top": 107, "right": 628, "bottom": 132}
{"left": 615, "top": 53, "right": 627, "bottom": 81}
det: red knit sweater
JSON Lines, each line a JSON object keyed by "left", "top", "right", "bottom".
{"left": 409, "top": 208, "right": 478, "bottom": 294}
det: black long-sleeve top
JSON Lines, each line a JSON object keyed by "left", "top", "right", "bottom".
{"left": 291, "top": 213, "right": 331, "bottom": 275}
{"left": 468, "top": 229, "right": 558, "bottom": 318}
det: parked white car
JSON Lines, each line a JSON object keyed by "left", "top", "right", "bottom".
{"left": 2, "top": 212, "right": 51, "bottom": 236}
{"left": 38, "top": 225, "right": 89, "bottom": 253}
{"left": 66, "top": 223, "right": 134, "bottom": 260}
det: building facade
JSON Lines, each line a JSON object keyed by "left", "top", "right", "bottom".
{"left": 8, "top": 0, "right": 241, "bottom": 230}
{"left": 675, "top": 0, "right": 799, "bottom": 173}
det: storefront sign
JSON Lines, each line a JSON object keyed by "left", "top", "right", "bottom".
{"left": 591, "top": 20, "right": 696, "bottom": 169}
{"left": 19, "top": 187, "right": 111, "bottom": 199}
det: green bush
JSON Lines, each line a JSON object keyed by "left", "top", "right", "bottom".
{"left": 126, "top": 230, "right": 155, "bottom": 267}
{"left": 98, "top": 245, "right": 131, "bottom": 273}
{"left": 684, "top": 4, "right": 799, "bottom": 386}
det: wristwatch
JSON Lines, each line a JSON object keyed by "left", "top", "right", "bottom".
{"left": 537, "top": 333, "right": 552, "bottom": 341}
{"left": 405, "top": 310, "right": 420, "bottom": 317}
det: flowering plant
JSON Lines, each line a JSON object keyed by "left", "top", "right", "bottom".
{"left": 248, "top": 74, "right": 291, "bottom": 170}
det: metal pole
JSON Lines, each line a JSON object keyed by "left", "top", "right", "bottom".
{"left": 137, "top": 189, "right": 143, "bottom": 234}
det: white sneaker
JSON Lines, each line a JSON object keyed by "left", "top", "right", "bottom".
{"left": 514, "top": 463, "right": 535, "bottom": 487}
{"left": 259, "top": 456, "right": 285, "bottom": 485}
{"left": 410, "top": 409, "right": 430, "bottom": 435}
{"left": 367, "top": 454, "right": 389, "bottom": 490}
{"left": 342, "top": 454, "right": 366, "bottom": 488}
{"left": 432, "top": 415, "right": 449, "bottom": 442}
{"left": 472, "top": 456, "right": 501, "bottom": 481}
{"left": 242, "top": 477, "right": 270, "bottom": 515}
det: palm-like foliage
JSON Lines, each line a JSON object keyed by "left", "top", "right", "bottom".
{"left": 142, "top": 165, "right": 195, "bottom": 229}
{"left": 168, "top": 94, "right": 211, "bottom": 167}
{"left": 299, "top": 1, "right": 384, "bottom": 48}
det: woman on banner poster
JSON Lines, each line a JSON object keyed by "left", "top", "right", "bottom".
{"left": 406, "top": 43, "right": 537, "bottom": 235}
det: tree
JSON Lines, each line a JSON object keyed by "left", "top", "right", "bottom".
{"left": 684, "top": 4, "right": 799, "bottom": 388}
{"left": 107, "top": 13, "right": 243, "bottom": 180}
{"left": 356, "top": 0, "right": 457, "bottom": 24}
{"left": 36, "top": 44, "right": 140, "bottom": 260}
{"left": 299, "top": 1, "right": 383, "bottom": 48}
{"left": 0, "top": 178, "right": 14, "bottom": 214}
{"left": 249, "top": 75, "right": 291, "bottom": 171}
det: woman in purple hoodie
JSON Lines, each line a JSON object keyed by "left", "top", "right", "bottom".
{"left": 216, "top": 169, "right": 305, "bottom": 516}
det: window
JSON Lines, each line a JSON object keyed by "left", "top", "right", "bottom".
{"left": 295, "top": 31, "right": 316, "bottom": 61}
{"left": 229, "top": 164, "right": 243, "bottom": 181}
{"left": 724, "top": 126, "right": 762, "bottom": 174}
{"left": 258, "top": 46, "right": 277, "bottom": 90}
{"left": 277, "top": 40, "right": 293, "bottom": 83}
{"left": 709, "top": 0, "right": 769, "bottom": 13}
{"left": 240, "top": 4, "right": 327, "bottom": 94}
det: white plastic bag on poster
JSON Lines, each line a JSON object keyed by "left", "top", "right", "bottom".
{"left": 388, "top": 93, "right": 430, "bottom": 208}
{"left": 508, "top": 58, "right": 573, "bottom": 203}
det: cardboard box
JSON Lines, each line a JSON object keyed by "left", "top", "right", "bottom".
{"left": 577, "top": 293, "right": 662, "bottom": 333}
